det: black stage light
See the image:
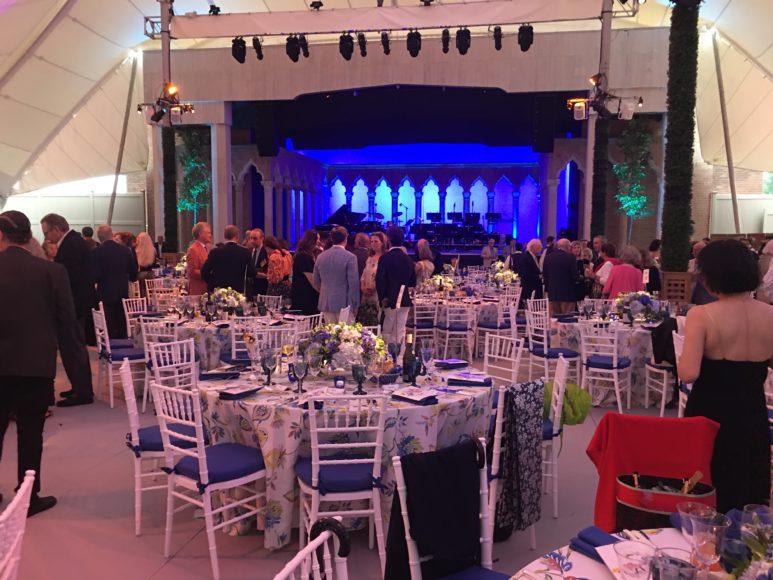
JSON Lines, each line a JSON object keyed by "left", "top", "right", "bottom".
{"left": 310, "top": 0, "right": 323, "bottom": 9}
{"left": 286, "top": 35, "right": 301, "bottom": 62}
{"left": 252, "top": 36, "right": 263, "bottom": 60}
{"left": 339, "top": 32, "right": 354, "bottom": 61}
{"left": 357, "top": 32, "right": 367, "bottom": 57}
{"left": 518, "top": 24, "right": 533, "bottom": 52}
{"left": 456, "top": 27, "right": 471, "bottom": 55}
{"left": 150, "top": 107, "right": 166, "bottom": 123}
{"left": 441, "top": 28, "right": 450, "bottom": 53}
{"left": 232, "top": 37, "right": 246, "bottom": 63}
{"left": 406, "top": 29, "right": 422, "bottom": 58}
{"left": 493, "top": 26, "right": 502, "bottom": 51}
{"left": 299, "top": 34, "right": 309, "bottom": 58}
{"left": 381, "top": 31, "right": 390, "bottom": 55}
{"left": 208, "top": 4, "right": 220, "bottom": 15}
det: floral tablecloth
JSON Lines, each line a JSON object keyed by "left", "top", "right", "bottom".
{"left": 132, "top": 319, "right": 232, "bottom": 371}
{"left": 549, "top": 320, "right": 655, "bottom": 407}
{"left": 199, "top": 378, "right": 492, "bottom": 549}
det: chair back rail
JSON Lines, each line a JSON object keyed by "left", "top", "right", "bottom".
{"left": 0, "top": 470, "right": 35, "bottom": 579}
{"left": 273, "top": 517, "right": 350, "bottom": 580}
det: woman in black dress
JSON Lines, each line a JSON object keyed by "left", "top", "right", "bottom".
{"left": 291, "top": 230, "right": 320, "bottom": 315}
{"left": 678, "top": 240, "right": 773, "bottom": 512}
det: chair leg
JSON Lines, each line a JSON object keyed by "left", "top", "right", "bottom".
{"left": 613, "top": 375, "right": 623, "bottom": 414}
{"left": 529, "top": 525, "right": 537, "bottom": 550}
{"left": 141, "top": 369, "right": 150, "bottom": 414}
{"left": 626, "top": 371, "right": 632, "bottom": 410}
{"left": 298, "top": 489, "right": 307, "bottom": 550}
{"left": 659, "top": 376, "right": 668, "bottom": 417}
{"left": 108, "top": 365, "right": 115, "bottom": 408}
{"left": 203, "top": 490, "right": 221, "bottom": 580}
{"left": 552, "top": 444, "right": 559, "bottom": 519}
{"left": 368, "top": 513, "right": 374, "bottom": 549}
{"left": 97, "top": 361, "right": 105, "bottom": 403}
{"left": 164, "top": 478, "right": 175, "bottom": 558}
{"left": 372, "top": 490, "right": 386, "bottom": 576}
{"left": 134, "top": 458, "right": 143, "bottom": 536}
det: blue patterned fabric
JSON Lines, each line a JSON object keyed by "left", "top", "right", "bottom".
{"left": 531, "top": 346, "right": 579, "bottom": 359}
{"left": 585, "top": 355, "right": 631, "bottom": 370}
{"left": 488, "top": 380, "right": 544, "bottom": 541}
{"left": 294, "top": 455, "right": 377, "bottom": 495}
{"left": 174, "top": 443, "right": 265, "bottom": 489}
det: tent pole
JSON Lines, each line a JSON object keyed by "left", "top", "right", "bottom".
{"left": 583, "top": 112, "right": 597, "bottom": 239}
{"left": 106, "top": 54, "right": 139, "bottom": 225}
{"left": 711, "top": 30, "right": 741, "bottom": 235}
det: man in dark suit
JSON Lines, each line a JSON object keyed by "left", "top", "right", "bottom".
{"left": 351, "top": 233, "right": 370, "bottom": 277}
{"left": 542, "top": 238, "right": 579, "bottom": 316}
{"left": 0, "top": 210, "right": 65, "bottom": 516}
{"left": 376, "top": 227, "right": 417, "bottom": 348}
{"left": 247, "top": 228, "right": 268, "bottom": 296}
{"left": 92, "top": 224, "right": 138, "bottom": 339}
{"left": 201, "top": 225, "right": 255, "bottom": 296}
{"left": 515, "top": 238, "right": 544, "bottom": 308}
{"left": 40, "top": 214, "right": 95, "bottom": 407}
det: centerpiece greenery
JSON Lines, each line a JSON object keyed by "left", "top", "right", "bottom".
{"left": 177, "top": 126, "right": 212, "bottom": 223}
{"left": 614, "top": 117, "right": 653, "bottom": 244}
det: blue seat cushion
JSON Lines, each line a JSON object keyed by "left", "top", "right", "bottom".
{"left": 219, "top": 353, "right": 251, "bottom": 366}
{"left": 515, "top": 315, "right": 527, "bottom": 325}
{"left": 437, "top": 323, "right": 469, "bottom": 332}
{"left": 477, "top": 321, "right": 511, "bottom": 330}
{"left": 110, "top": 338, "right": 135, "bottom": 349}
{"left": 441, "top": 566, "right": 510, "bottom": 580}
{"left": 542, "top": 418, "right": 562, "bottom": 440}
{"left": 406, "top": 320, "right": 434, "bottom": 329}
{"left": 530, "top": 346, "right": 579, "bottom": 359}
{"left": 585, "top": 355, "right": 631, "bottom": 370}
{"left": 645, "top": 360, "right": 674, "bottom": 372}
{"left": 133, "top": 423, "right": 208, "bottom": 453}
{"left": 110, "top": 347, "right": 146, "bottom": 361}
{"left": 294, "top": 455, "right": 377, "bottom": 495}
{"left": 174, "top": 443, "right": 265, "bottom": 486}
{"left": 678, "top": 382, "right": 692, "bottom": 395}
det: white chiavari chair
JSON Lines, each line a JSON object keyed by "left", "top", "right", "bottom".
{"left": 578, "top": 321, "right": 632, "bottom": 414}
{"left": 524, "top": 309, "right": 580, "bottom": 384}
{"left": 296, "top": 394, "right": 388, "bottom": 575}
{"left": 123, "top": 297, "right": 149, "bottom": 340}
{"left": 144, "top": 278, "right": 168, "bottom": 294}
{"left": 129, "top": 280, "right": 141, "bottom": 299}
{"left": 338, "top": 305, "right": 351, "bottom": 324}
{"left": 256, "top": 294, "right": 283, "bottom": 311}
{"left": 146, "top": 339, "right": 198, "bottom": 390}
{"left": 644, "top": 357, "right": 675, "bottom": 417}
{"left": 483, "top": 334, "right": 524, "bottom": 388}
{"left": 475, "top": 291, "right": 520, "bottom": 358}
{"left": 406, "top": 301, "right": 437, "bottom": 347}
{"left": 139, "top": 316, "right": 181, "bottom": 411}
{"left": 436, "top": 302, "right": 476, "bottom": 360}
{"left": 228, "top": 316, "right": 261, "bottom": 364}
{"left": 672, "top": 331, "right": 690, "bottom": 418}
{"left": 151, "top": 287, "right": 180, "bottom": 312}
{"left": 0, "top": 470, "right": 35, "bottom": 580}
{"left": 93, "top": 307, "right": 146, "bottom": 408}
{"left": 273, "top": 517, "right": 350, "bottom": 580}
{"left": 150, "top": 378, "right": 266, "bottom": 580}
{"left": 543, "top": 355, "right": 568, "bottom": 518}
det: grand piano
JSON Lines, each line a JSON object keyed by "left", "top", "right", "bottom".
{"left": 316, "top": 204, "right": 384, "bottom": 234}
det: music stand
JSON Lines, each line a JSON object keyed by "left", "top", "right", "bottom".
{"left": 426, "top": 212, "right": 441, "bottom": 223}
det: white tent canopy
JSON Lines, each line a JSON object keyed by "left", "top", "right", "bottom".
{"left": 1, "top": 0, "right": 771, "bottom": 197}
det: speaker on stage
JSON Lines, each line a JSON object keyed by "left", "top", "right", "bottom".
{"left": 255, "top": 102, "right": 279, "bottom": 157}
{"left": 532, "top": 95, "right": 555, "bottom": 153}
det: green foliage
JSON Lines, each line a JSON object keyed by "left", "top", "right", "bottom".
{"left": 763, "top": 172, "right": 773, "bottom": 194}
{"left": 161, "top": 125, "right": 179, "bottom": 252}
{"left": 176, "top": 126, "right": 212, "bottom": 223}
{"left": 543, "top": 382, "right": 591, "bottom": 426}
{"left": 614, "top": 118, "right": 653, "bottom": 242}
{"left": 661, "top": 2, "right": 700, "bottom": 271}
{"left": 591, "top": 118, "right": 611, "bottom": 238}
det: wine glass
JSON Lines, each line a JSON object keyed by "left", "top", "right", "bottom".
{"left": 613, "top": 540, "right": 656, "bottom": 580}
{"left": 406, "top": 358, "right": 422, "bottom": 387}
{"left": 293, "top": 355, "right": 309, "bottom": 394}
{"left": 420, "top": 346, "right": 434, "bottom": 378}
{"left": 676, "top": 502, "right": 716, "bottom": 544}
{"left": 352, "top": 364, "right": 367, "bottom": 395}
{"left": 261, "top": 349, "right": 278, "bottom": 386}
{"left": 387, "top": 342, "right": 401, "bottom": 366}
{"left": 690, "top": 512, "right": 731, "bottom": 573}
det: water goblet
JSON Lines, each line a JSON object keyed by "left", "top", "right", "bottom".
{"left": 387, "top": 342, "right": 401, "bottom": 366}
{"left": 261, "top": 349, "right": 278, "bottom": 386}
{"left": 690, "top": 512, "right": 731, "bottom": 573}
{"left": 740, "top": 504, "right": 773, "bottom": 541}
{"left": 293, "top": 356, "right": 309, "bottom": 394}
{"left": 280, "top": 342, "right": 294, "bottom": 375}
{"left": 406, "top": 358, "right": 422, "bottom": 387}
{"left": 676, "top": 502, "right": 716, "bottom": 544}
{"left": 613, "top": 540, "right": 656, "bottom": 580}
{"left": 420, "top": 346, "right": 434, "bottom": 377}
{"left": 352, "top": 364, "right": 367, "bottom": 395}
{"left": 650, "top": 547, "right": 697, "bottom": 580}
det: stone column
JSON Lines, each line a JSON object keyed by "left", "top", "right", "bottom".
{"left": 438, "top": 190, "right": 447, "bottom": 222}
{"left": 367, "top": 191, "right": 376, "bottom": 220}
{"left": 462, "top": 191, "right": 471, "bottom": 215}
{"left": 546, "top": 178, "right": 559, "bottom": 239}
{"left": 391, "top": 191, "right": 399, "bottom": 223}
{"left": 294, "top": 188, "right": 303, "bottom": 247}
{"left": 486, "top": 191, "right": 496, "bottom": 233}
{"left": 414, "top": 191, "right": 423, "bottom": 223}
{"left": 272, "top": 182, "right": 283, "bottom": 239}
{"left": 211, "top": 120, "right": 233, "bottom": 243}
{"left": 512, "top": 190, "right": 521, "bottom": 240}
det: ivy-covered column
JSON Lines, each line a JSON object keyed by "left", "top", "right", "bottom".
{"left": 161, "top": 125, "right": 179, "bottom": 251}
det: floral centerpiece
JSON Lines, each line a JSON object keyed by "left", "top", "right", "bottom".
{"left": 174, "top": 254, "right": 187, "bottom": 275}
{"left": 200, "top": 287, "right": 245, "bottom": 309}
{"left": 615, "top": 291, "right": 657, "bottom": 322}
{"left": 487, "top": 261, "right": 519, "bottom": 288}
{"left": 430, "top": 274, "right": 455, "bottom": 293}
{"left": 730, "top": 512, "right": 772, "bottom": 579}
{"left": 305, "top": 323, "right": 386, "bottom": 371}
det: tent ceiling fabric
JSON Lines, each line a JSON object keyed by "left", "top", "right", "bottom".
{"left": 1, "top": 0, "right": 771, "bottom": 197}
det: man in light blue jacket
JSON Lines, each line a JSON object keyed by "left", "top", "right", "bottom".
{"left": 313, "top": 226, "right": 360, "bottom": 323}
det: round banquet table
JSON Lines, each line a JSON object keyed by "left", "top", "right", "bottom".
{"left": 198, "top": 375, "right": 492, "bottom": 549}
{"left": 549, "top": 319, "right": 656, "bottom": 407}
{"left": 512, "top": 527, "right": 692, "bottom": 580}
{"left": 132, "top": 318, "right": 232, "bottom": 371}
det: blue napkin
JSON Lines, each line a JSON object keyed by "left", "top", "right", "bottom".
{"left": 569, "top": 526, "right": 618, "bottom": 562}
{"left": 556, "top": 316, "right": 579, "bottom": 324}
{"left": 140, "top": 311, "right": 165, "bottom": 318}
{"left": 435, "top": 359, "right": 469, "bottom": 370}
{"left": 447, "top": 377, "right": 493, "bottom": 387}
{"left": 392, "top": 394, "right": 438, "bottom": 406}
{"left": 199, "top": 371, "right": 240, "bottom": 381}
{"left": 218, "top": 387, "right": 261, "bottom": 400}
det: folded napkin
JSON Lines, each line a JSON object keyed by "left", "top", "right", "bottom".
{"left": 435, "top": 359, "right": 469, "bottom": 370}
{"left": 199, "top": 371, "right": 241, "bottom": 381}
{"left": 555, "top": 316, "right": 579, "bottom": 324}
{"left": 447, "top": 372, "right": 492, "bottom": 387}
{"left": 391, "top": 387, "right": 439, "bottom": 406}
{"left": 139, "top": 311, "right": 165, "bottom": 318}
{"left": 569, "top": 526, "right": 618, "bottom": 562}
{"left": 218, "top": 386, "right": 261, "bottom": 400}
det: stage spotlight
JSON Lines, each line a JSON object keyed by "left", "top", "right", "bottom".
{"left": 208, "top": 4, "right": 220, "bottom": 15}
{"left": 299, "top": 34, "right": 309, "bottom": 58}
{"left": 493, "top": 26, "right": 502, "bottom": 51}
{"left": 381, "top": 31, "right": 391, "bottom": 55}
{"left": 165, "top": 83, "right": 178, "bottom": 96}
{"left": 589, "top": 73, "right": 601, "bottom": 87}
{"left": 232, "top": 37, "right": 246, "bottom": 63}
{"left": 310, "top": 0, "right": 323, "bottom": 9}
{"left": 357, "top": 32, "right": 367, "bottom": 57}
{"left": 150, "top": 107, "right": 166, "bottom": 123}
{"left": 517, "top": 24, "right": 533, "bottom": 52}
{"left": 406, "top": 29, "right": 422, "bottom": 58}
{"left": 441, "top": 28, "right": 450, "bottom": 53}
{"left": 286, "top": 35, "right": 301, "bottom": 62}
{"left": 252, "top": 36, "right": 264, "bottom": 60}
{"left": 637, "top": 96, "right": 644, "bottom": 108}
{"left": 339, "top": 32, "right": 354, "bottom": 61}
{"left": 456, "top": 27, "right": 471, "bottom": 55}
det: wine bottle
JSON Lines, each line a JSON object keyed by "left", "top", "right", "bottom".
{"left": 402, "top": 333, "right": 415, "bottom": 383}
{"left": 205, "top": 297, "right": 213, "bottom": 323}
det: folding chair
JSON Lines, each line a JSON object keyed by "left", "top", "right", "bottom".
{"left": 296, "top": 394, "right": 388, "bottom": 575}
{"left": 0, "top": 470, "right": 35, "bottom": 579}
{"left": 273, "top": 517, "right": 350, "bottom": 580}
{"left": 150, "top": 379, "right": 266, "bottom": 580}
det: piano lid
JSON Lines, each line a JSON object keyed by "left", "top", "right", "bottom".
{"left": 317, "top": 204, "right": 366, "bottom": 231}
